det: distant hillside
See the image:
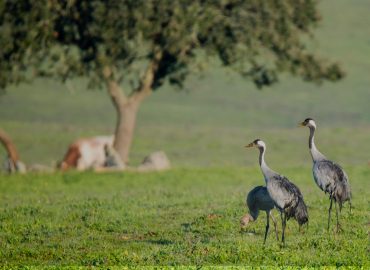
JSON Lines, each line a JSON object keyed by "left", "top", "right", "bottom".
{"left": 0, "top": 0, "right": 369, "bottom": 167}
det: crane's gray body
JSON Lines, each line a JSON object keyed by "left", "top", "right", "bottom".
{"left": 246, "top": 186, "right": 275, "bottom": 220}
{"left": 313, "top": 158, "right": 351, "bottom": 208}
{"left": 266, "top": 174, "right": 308, "bottom": 225}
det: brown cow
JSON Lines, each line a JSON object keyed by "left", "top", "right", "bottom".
{"left": 0, "top": 129, "right": 26, "bottom": 173}
{"left": 59, "top": 136, "right": 114, "bottom": 171}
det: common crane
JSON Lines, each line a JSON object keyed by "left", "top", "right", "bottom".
{"left": 240, "top": 186, "right": 278, "bottom": 244}
{"left": 300, "top": 118, "right": 351, "bottom": 231}
{"left": 246, "top": 139, "right": 308, "bottom": 244}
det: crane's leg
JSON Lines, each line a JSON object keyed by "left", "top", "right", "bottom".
{"left": 327, "top": 196, "right": 333, "bottom": 231}
{"left": 263, "top": 211, "right": 270, "bottom": 244}
{"left": 270, "top": 212, "right": 279, "bottom": 241}
{"left": 281, "top": 212, "right": 287, "bottom": 245}
{"left": 335, "top": 201, "right": 341, "bottom": 232}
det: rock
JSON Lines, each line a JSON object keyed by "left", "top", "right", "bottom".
{"left": 15, "top": 161, "right": 27, "bottom": 173}
{"left": 138, "top": 151, "right": 170, "bottom": 172}
{"left": 28, "top": 163, "right": 54, "bottom": 173}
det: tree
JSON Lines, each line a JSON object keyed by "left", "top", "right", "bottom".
{"left": 0, "top": 0, "right": 344, "bottom": 164}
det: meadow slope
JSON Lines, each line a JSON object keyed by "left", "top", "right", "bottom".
{"left": 0, "top": 0, "right": 369, "bottom": 168}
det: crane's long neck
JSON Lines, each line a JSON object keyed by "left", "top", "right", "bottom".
{"left": 309, "top": 126, "right": 326, "bottom": 162}
{"left": 258, "top": 146, "right": 275, "bottom": 181}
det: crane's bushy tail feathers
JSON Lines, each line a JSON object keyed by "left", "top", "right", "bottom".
{"left": 334, "top": 179, "right": 351, "bottom": 209}
{"left": 295, "top": 199, "right": 309, "bottom": 226}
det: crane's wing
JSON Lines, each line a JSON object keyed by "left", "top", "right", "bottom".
{"left": 313, "top": 160, "right": 349, "bottom": 195}
{"left": 267, "top": 174, "right": 303, "bottom": 211}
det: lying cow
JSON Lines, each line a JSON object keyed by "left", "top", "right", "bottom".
{"left": 59, "top": 135, "right": 115, "bottom": 171}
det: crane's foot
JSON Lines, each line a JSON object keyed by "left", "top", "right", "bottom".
{"left": 335, "top": 224, "right": 343, "bottom": 233}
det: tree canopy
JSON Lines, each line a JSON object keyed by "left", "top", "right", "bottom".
{"left": 1, "top": 0, "right": 344, "bottom": 91}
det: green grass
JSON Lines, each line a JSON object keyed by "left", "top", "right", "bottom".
{"left": 0, "top": 167, "right": 368, "bottom": 266}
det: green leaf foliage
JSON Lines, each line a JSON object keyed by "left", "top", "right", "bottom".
{"left": 0, "top": 0, "right": 344, "bottom": 91}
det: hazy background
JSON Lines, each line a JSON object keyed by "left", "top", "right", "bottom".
{"left": 1, "top": 0, "right": 369, "bottom": 168}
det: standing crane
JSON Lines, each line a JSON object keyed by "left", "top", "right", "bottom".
{"left": 246, "top": 139, "right": 308, "bottom": 245}
{"left": 300, "top": 118, "right": 351, "bottom": 231}
{"left": 240, "top": 186, "right": 278, "bottom": 244}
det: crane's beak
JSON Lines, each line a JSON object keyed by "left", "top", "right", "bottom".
{"left": 298, "top": 122, "right": 305, "bottom": 127}
{"left": 245, "top": 142, "right": 254, "bottom": 148}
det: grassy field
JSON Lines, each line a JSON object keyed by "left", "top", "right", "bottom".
{"left": 0, "top": 0, "right": 369, "bottom": 267}
{"left": 0, "top": 167, "right": 369, "bottom": 266}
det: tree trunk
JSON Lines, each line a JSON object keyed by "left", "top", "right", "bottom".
{"left": 104, "top": 74, "right": 143, "bottom": 165}
{"left": 113, "top": 100, "right": 140, "bottom": 165}
{"left": 103, "top": 52, "right": 161, "bottom": 164}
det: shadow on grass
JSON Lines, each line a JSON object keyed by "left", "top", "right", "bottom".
{"left": 144, "top": 239, "right": 174, "bottom": 245}
{"left": 123, "top": 239, "right": 174, "bottom": 246}
{"left": 239, "top": 228, "right": 258, "bottom": 235}
{"left": 119, "top": 233, "right": 174, "bottom": 245}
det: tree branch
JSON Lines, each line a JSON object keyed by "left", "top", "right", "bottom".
{"left": 103, "top": 66, "right": 128, "bottom": 110}
{"left": 129, "top": 50, "right": 163, "bottom": 103}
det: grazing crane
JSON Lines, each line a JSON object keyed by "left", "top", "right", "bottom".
{"left": 240, "top": 186, "right": 278, "bottom": 244}
{"left": 300, "top": 118, "right": 351, "bottom": 231}
{"left": 246, "top": 139, "right": 308, "bottom": 245}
